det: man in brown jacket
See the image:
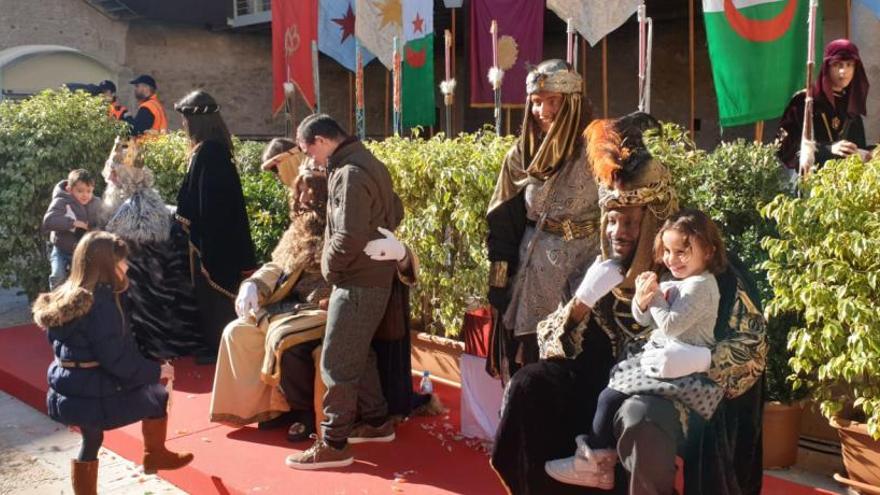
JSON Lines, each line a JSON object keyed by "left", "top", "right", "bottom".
{"left": 287, "top": 114, "right": 405, "bottom": 470}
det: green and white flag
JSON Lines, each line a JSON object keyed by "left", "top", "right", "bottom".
{"left": 703, "top": 0, "right": 823, "bottom": 126}
{"left": 402, "top": 0, "right": 435, "bottom": 128}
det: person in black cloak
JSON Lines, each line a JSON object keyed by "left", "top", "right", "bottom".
{"left": 173, "top": 90, "right": 257, "bottom": 364}
{"left": 777, "top": 39, "right": 874, "bottom": 175}
{"left": 491, "top": 112, "right": 768, "bottom": 495}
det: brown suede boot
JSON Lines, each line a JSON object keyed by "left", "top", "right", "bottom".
{"left": 71, "top": 459, "right": 98, "bottom": 495}
{"left": 141, "top": 416, "right": 194, "bottom": 474}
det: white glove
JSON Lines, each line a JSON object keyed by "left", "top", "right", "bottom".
{"left": 235, "top": 281, "right": 259, "bottom": 318}
{"left": 831, "top": 140, "right": 858, "bottom": 157}
{"left": 574, "top": 256, "right": 624, "bottom": 308}
{"left": 363, "top": 227, "right": 407, "bottom": 261}
{"left": 641, "top": 340, "right": 712, "bottom": 379}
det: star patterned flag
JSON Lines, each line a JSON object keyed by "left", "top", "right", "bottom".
{"left": 319, "top": 0, "right": 375, "bottom": 72}
{"left": 355, "top": 0, "right": 402, "bottom": 70}
{"left": 402, "top": 0, "right": 436, "bottom": 127}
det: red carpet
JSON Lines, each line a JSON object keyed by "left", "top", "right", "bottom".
{"left": 0, "top": 324, "right": 837, "bottom": 495}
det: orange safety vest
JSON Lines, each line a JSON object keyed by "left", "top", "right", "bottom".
{"left": 108, "top": 102, "right": 127, "bottom": 120}
{"left": 138, "top": 95, "right": 168, "bottom": 132}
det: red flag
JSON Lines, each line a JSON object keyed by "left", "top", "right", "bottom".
{"left": 272, "top": 0, "right": 317, "bottom": 112}
{"left": 469, "top": 0, "right": 544, "bottom": 107}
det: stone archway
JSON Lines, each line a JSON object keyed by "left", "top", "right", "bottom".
{"left": 0, "top": 45, "right": 116, "bottom": 100}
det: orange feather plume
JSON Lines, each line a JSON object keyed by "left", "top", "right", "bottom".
{"left": 585, "top": 119, "right": 623, "bottom": 187}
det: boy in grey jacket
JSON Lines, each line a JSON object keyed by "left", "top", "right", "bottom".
{"left": 41, "top": 169, "right": 102, "bottom": 288}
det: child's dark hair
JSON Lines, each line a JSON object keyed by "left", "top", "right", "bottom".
{"left": 653, "top": 208, "right": 728, "bottom": 274}
{"left": 68, "top": 169, "right": 96, "bottom": 188}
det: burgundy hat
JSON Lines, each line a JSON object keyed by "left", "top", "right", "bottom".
{"left": 812, "top": 39, "right": 869, "bottom": 116}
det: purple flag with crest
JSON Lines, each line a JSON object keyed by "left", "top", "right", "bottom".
{"left": 469, "top": 0, "right": 544, "bottom": 107}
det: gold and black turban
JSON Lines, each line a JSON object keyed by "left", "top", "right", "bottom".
{"left": 586, "top": 112, "right": 678, "bottom": 292}
{"left": 488, "top": 60, "right": 585, "bottom": 212}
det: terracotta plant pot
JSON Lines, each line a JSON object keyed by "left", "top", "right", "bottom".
{"left": 410, "top": 331, "right": 464, "bottom": 384}
{"left": 830, "top": 416, "right": 880, "bottom": 494}
{"left": 763, "top": 401, "right": 803, "bottom": 469}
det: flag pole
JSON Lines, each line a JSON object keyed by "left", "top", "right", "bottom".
{"left": 348, "top": 72, "right": 354, "bottom": 133}
{"left": 799, "top": 0, "right": 820, "bottom": 186}
{"left": 451, "top": 6, "right": 457, "bottom": 136}
{"left": 311, "top": 40, "right": 321, "bottom": 112}
{"left": 489, "top": 19, "right": 504, "bottom": 136}
{"left": 355, "top": 38, "right": 366, "bottom": 140}
{"left": 645, "top": 16, "right": 653, "bottom": 114}
{"left": 384, "top": 72, "right": 390, "bottom": 137}
{"left": 392, "top": 36, "right": 402, "bottom": 136}
{"left": 602, "top": 38, "right": 608, "bottom": 118}
{"left": 638, "top": 4, "right": 646, "bottom": 112}
{"left": 688, "top": 0, "right": 696, "bottom": 140}
{"left": 440, "top": 29, "right": 456, "bottom": 138}
{"left": 845, "top": 0, "right": 851, "bottom": 40}
{"left": 581, "top": 37, "right": 588, "bottom": 99}
{"left": 566, "top": 18, "right": 575, "bottom": 66}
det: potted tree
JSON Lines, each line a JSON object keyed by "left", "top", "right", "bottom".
{"left": 762, "top": 155, "right": 880, "bottom": 491}
{"left": 762, "top": 312, "right": 808, "bottom": 469}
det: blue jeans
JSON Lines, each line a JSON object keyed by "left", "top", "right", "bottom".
{"left": 49, "top": 246, "right": 72, "bottom": 290}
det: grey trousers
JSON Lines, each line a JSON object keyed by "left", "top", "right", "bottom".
{"left": 614, "top": 395, "right": 685, "bottom": 495}
{"left": 320, "top": 285, "right": 391, "bottom": 442}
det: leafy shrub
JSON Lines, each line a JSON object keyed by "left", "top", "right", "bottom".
{"left": 646, "top": 123, "right": 804, "bottom": 403}
{"left": 762, "top": 156, "right": 880, "bottom": 437}
{"left": 139, "top": 133, "right": 284, "bottom": 263}
{"left": 0, "top": 89, "right": 126, "bottom": 300}
{"left": 138, "top": 130, "right": 190, "bottom": 203}
{"left": 369, "top": 131, "right": 515, "bottom": 336}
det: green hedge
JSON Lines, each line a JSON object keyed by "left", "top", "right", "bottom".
{"left": 0, "top": 89, "right": 126, "bottom": 300}
{"left": 369, "top": 131, "right": 515, "bottom": 335}
{"left": 763, "top": 156, "right": 880, "bottom": 437}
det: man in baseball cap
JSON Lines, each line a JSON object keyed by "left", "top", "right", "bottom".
{"left": 125, "top": 75, "right": 167, "bottom": 137}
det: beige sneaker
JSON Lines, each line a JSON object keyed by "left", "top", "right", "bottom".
{"left": 285, "top": 437, "right": 353, "bottom": 470}
{"left": 348, "top": 419, "right": 396, "bottom": 444}
{"left": 544, "top": 434, "right": 617, "bottom": 489}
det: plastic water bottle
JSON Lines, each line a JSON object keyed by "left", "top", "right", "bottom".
{"left": 419, "top": 370, "right": 434, "bottom": 395}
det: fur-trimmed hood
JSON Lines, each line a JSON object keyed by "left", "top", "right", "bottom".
{"left": 32, "top": 287, "right": 94, "bottom": 329}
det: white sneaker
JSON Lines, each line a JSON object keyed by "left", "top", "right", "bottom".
{"left": 544, "top": 434, "right": 616, "bottom": 489}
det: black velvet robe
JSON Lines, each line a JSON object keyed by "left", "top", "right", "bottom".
{"left": 777, "top": 89, "right": 868, "bottom": 170}
{"left": 175, "top": 140, "right": 257, "bottom": 296}
{"left": 486, "top": 190, "right": 527, "bottom": 379}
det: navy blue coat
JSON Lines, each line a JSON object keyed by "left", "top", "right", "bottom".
{"left": 42, "top": 285, "right": 167, "bottom": 430}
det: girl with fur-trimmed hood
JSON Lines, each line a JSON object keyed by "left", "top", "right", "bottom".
{"left": 33, "top": 231, "right": 193, "bottom": 495}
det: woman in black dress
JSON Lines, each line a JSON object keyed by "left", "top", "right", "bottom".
{"left": 174, "top": 90, "right": 257, "bottom": 364}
